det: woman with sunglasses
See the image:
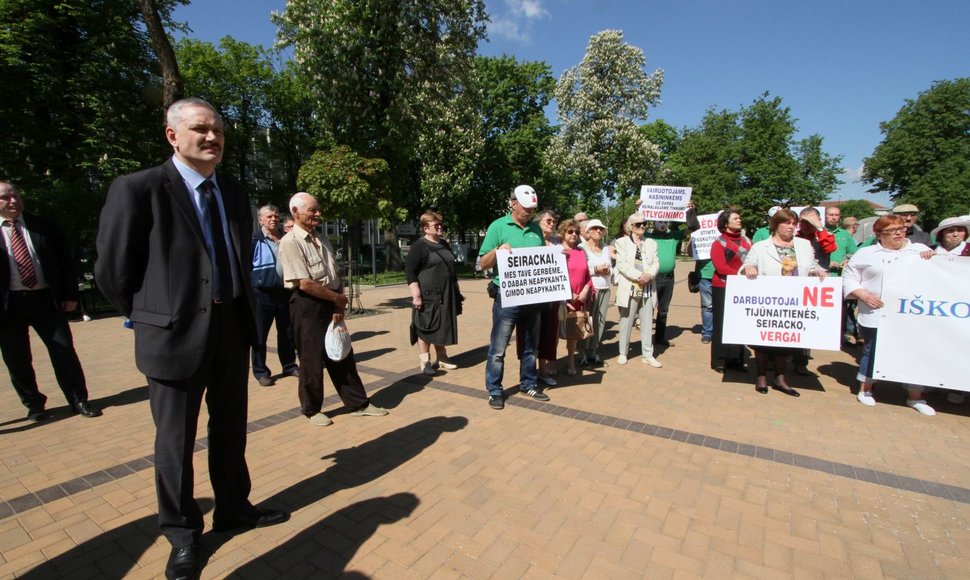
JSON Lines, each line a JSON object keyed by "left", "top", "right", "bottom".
{"left": 580, "top": 218, "right": 612, "bottom": 367}
{"left": 613, "top": 214, "right": 662, "bottom": 367}
{"left": 406, "top": 211, "right": 462, "bottom": 375}
{"left": 558, "top": 219, "right": 593, "bottom": 375}
{"left": 844, "top": 214, "right": 935, "bottom": 414}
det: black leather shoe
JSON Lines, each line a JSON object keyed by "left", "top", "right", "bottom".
{"left": 27, "top": 408, "right": 49, "bottom": 422}
{"left": 165, "top": 543, "right": 200, "bottom": 580}
{"left": 213, "top": 508, "right": 289, "bottom": 532}
{"left": 283, "top": 368, "right": 300, "bottom": 378}
{"left": 772, "top": 380, "right": 800, "bottom": 397}
{"left": 74, "top": 401, "right": 103, "bottom": 417}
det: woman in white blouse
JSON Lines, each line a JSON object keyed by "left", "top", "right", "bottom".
{"left": 843, "top": 214, "right": 935, "bottom": 415}
{"left": 580, "top": 218, "right": 613, "bottom": 367}
{"left": 613, "top": 214, "right": 662, "bottom": 367}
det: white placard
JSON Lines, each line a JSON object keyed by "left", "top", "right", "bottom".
{"left": 873, "top": 255, "right": 970, "bottom": 390}
{"left": 495, "top": 246, "right": 571, "bottom": 307}
{"left": 639, "top": 185, "right": 692, "bottom": 222}
{"left": 691, "top": 212, "right": 722, "bottom": 260}
{"left": 722, "top": 275, "right": 843, "bottom": 350}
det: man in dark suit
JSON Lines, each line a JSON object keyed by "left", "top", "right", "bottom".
{"left": 0, "top": 181, "right": 101, "bottom": 421}
{"left": 95, "top": 98, "right": 288, "bottom": 580}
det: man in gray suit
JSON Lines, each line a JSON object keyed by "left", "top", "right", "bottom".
{"left": 96, "top": 98, "right": 287, "bottom": 580}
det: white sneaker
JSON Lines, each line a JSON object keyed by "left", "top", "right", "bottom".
{"left": 857, "top": 391, "right": 876, "bottom": 407}
{"left": 437, "top": 359, "right": 458, "bottom": 370}
{"left": 308, "top": 413, "right": 333, "bottom": 426}
{"left": 617, "top": 355, "right": 627, "bottom": 365}
{"left": 947, "top": 392, "right": 965, "bottom": 404}
{"left": 82, "top": 314, "right": 92, "bottom": 322}
{"left": 642, "top": 356, "right": 662, "bottom": 368}
{"left": 907, "top": 399, "right": 936, "bottom": 416}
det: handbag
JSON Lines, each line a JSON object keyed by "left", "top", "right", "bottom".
{"left": 558, "top": 303, "right": 593, "bottom": 340}
{"left": 687, "top": 271, "right": 700, "bottom": 293}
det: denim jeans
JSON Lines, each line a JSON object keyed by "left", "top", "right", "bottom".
{"left": 698, "top": 278, "right": 713, "bottom": 339}
{"left": 485, "top": 293, "right": 541, "bottom": 397}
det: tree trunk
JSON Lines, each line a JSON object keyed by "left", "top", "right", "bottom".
{"left": 384, "top": 224, "right": 403, "bottom": 271}
{"left": 138, "top": 0, "right": 183, "bottom": 108}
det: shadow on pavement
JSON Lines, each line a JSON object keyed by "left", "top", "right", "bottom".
{"left": 350, "top": 330, "right": 390, "bottom": 342}
{"left": 20, "top": 499, "right": 213, "bottom": 579}
{"left": 202, "top": 416, "right": 468, "bottom": 574}
{"left": 226, "top": 493, "right": 419, "bottom": 578}
{"left": 369, "top": 375, "right": 431, "bottom": 409}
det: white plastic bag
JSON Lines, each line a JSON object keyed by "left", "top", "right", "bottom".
{"left": 325, "top": 320, "right": 352, "bottom": 361}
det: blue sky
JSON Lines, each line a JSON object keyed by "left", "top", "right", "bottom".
{"left": 172, "top": 0, "right": 970, "bottom": 206}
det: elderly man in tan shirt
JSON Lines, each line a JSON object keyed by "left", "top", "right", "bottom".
{"left": 279, "top": 192, "right": 387, "bottom": 426}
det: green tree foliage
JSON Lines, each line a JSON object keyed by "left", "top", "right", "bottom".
{"left": 297, "top": 145, "right": 391, "bottom": 222}
{"left": 264, "top": 61, "right": 329, "bottom": 203}
{"left": 836, "top": 199, "right": 877, "bottom": 221}
{"left": 668, "top": 93, "right": 842, "bottom": 227}
{"left": 175, "top": 37, "right": 276, "bottom": 200}
{"left": 546, "top": 29, "right": 664, "bottom": 208}
{"left": 862, "top": 78, "right": 970, "bottom": 228}
{"left": 0, "top": 0, "right": 183, "bottom": 251}
{"left": 274, "top": 0, "right": 486, "bottom": 199}
{"left": 667, "top": 108, "right": 743, "bottom": 213}
{"left": 460, "top": 55, "right": 557, "bottom": 231}
{"left": 275, "top": 0, "right": 487, "bottom": 267}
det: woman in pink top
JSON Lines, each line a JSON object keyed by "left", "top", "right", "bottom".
{"left": 559, "top": 219, "right": 593, "bottom": 376}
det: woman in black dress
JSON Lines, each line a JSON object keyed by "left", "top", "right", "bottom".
{"left": 406, "top": 211, "right": 462, "bottom": 375}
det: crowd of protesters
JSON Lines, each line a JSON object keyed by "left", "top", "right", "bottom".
{"left": 463, "top": 186, "right": 968, "bottom": 417}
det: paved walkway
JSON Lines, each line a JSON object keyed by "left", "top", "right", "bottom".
{"left": 1, "top": 261, "right": 969, "bottom": 578}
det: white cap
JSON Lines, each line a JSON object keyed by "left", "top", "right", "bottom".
{"left": 585, "top": 218, "right": 606, "bottom": 230}
{"left": 512, "top": 185, "right": 538, "bottom": 209}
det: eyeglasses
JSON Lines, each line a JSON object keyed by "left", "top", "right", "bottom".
{"left": 425, "top": 223, "right": 442, "bottom": 230}
{"left": 634, "top": 222, "right": 647, "bottom": 227}
{"left": 877, "top": 227, "right": 906, "bottom": 235}
{"left": 541, "top": 218, "right": 556, "bottom": 224}
{"left": 565, "top": 229, "right": 578, "bottom": 235}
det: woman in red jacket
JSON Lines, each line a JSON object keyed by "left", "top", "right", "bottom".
{"left": 709, "top": 209, "right": 751, "bottom": 373}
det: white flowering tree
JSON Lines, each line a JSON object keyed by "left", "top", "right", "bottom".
{"left": 546, "top": 29, "right": 664, "bottom": 208}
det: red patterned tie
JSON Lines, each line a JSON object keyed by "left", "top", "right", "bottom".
{"left": 6, "top": 220, "right": 38, "bottom": 288}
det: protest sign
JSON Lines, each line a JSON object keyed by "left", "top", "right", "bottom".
{"left": 639, "top": 185, "right": 692, "bottom": 222}
{"left": 873, "top": 255, "right": 970, "bottom": 390}
{"left": 722, "top": 275, "right": 842, "bottom": 350}
{"left": 495, "top": 246, "right": 571, "bottom": 307}
{"left": 690, "top": 212, "right": 722, "bottom": 260}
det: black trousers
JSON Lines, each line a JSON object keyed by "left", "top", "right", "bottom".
{"left": 251, "top": 288, "right": 298, "bottom": 378}
{"left": 0, "top": 289, "right": 88, "bottom": 411}
{"left": 711, "top": 285, "right": 745, "bottom": 367}
{"left": 147, "top": 298, "right": 253, "bottom": 547}
{"left": 653, "top": 272, "right": 675, "bottom": 341}
{"left": 290, "top": 291, "right": 369, "bottom": 416}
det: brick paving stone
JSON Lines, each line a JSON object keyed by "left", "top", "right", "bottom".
{"left": 2, "top": 267, "right": 970, "bottom": 577}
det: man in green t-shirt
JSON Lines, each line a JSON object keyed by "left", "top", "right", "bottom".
{"left": 824, "top": 206, "right": 859, "bottom": 345}
{"left": 478, "top": 185, "right": 547, "bottom": 409}
{"left": 645, "top": 203, "right": 699, "bottom": 346}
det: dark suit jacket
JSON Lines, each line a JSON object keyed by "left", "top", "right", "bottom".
{"left": 95, "top": 159, "right": 257, "bottom": 380}
{"left": 0, "top": 214, "right": 80, "bottom": 315}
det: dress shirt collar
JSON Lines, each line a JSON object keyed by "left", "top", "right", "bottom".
{"left": 172, "top": 155, "right": 219, "bottom": 192}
